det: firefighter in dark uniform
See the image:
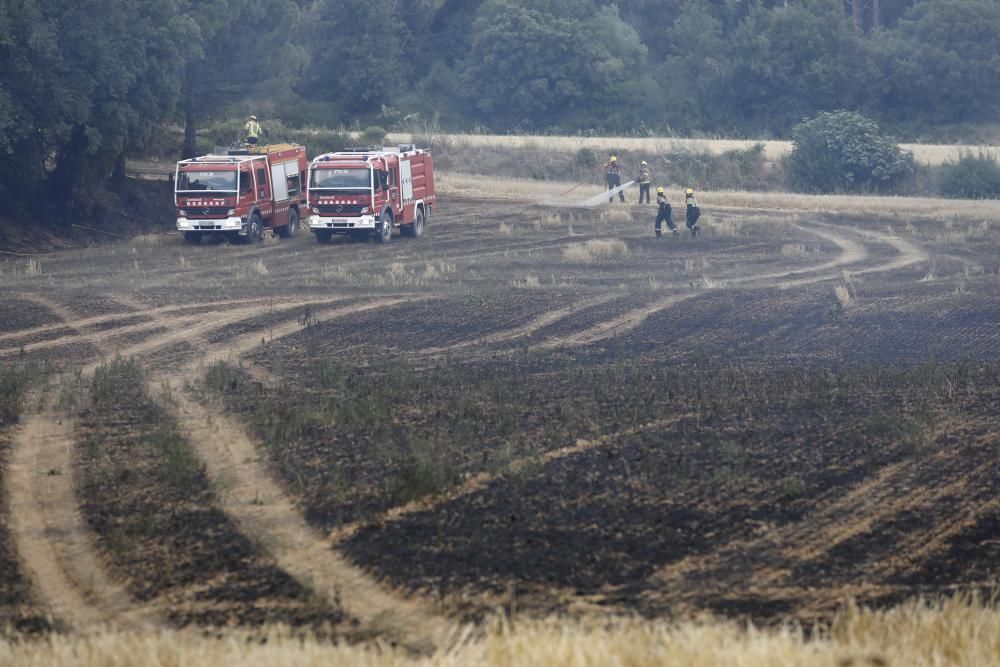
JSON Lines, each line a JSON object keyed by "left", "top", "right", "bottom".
{"left": 244, "top": 115, "right": 262, "bottom": 145}
{"left": 604, "top": 155, "right": 625, "bottom": 203}
{"left": 637, "top": 161, "right": 651, "bottom": 204}
{"left": 685, "top": 188, "right": 701, "bottom": 237}
{"left": 654, "top": 187, "right": 677, "bottom": 238}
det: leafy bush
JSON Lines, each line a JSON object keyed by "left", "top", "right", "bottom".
{"left": 575, "top": 147, "right": 597, "bottom": 168}
{"left": 789, "top": 111, "right": 913, "bottom": 193}
{"left": 937, "top": 152, "right": 1000, "bottom": 199}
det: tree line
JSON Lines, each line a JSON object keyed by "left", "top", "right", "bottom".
{"left": 1, "top": 0, "right": 999, "bottom": 215}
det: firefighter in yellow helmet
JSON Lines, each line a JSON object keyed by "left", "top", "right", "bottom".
{"left": 637, "top": 160, "right": 652, "bottom": 204}
{"left": 685, "top": 188, "right": 701, "bottom": 237}
{"left": 604, "top": 155, "right": 625, "bottom": 203}
{"left": 244, "top": 115, "right": 263, "bottom": 145}
{"left": 654, "top": 186, "right": 677, "bottom": 238}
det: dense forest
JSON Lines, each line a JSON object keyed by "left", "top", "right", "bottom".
{"left": 1, "top": 0, "right": 999, "bottom": 213}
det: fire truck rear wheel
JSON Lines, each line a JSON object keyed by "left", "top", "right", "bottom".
{"left": 377, "top": 214, "right": 393, "bottom": 244}
{"left": 278, "top": 209, "right": 299, "bottom": 238}
{"left": 402, "top": 209, "right": 425, "bottom": 238}
{"left": 183, "top": 231, "right": 202, "bottom": 244}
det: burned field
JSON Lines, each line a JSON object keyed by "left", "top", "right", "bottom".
{"left": 0, "top": 194, "right": 998, "bottom": 637}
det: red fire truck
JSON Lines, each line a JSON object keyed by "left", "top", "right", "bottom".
{"left": 174, "top": 143, "right": 309, "bottom": 244}
{"left": 306, "top": 145, "right": 435, "bottom": 243}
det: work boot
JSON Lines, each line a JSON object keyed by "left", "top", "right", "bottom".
{"left": 672, "top": 228, "right": 679, "bottom": 235}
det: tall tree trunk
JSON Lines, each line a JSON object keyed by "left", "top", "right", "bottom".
{"left": 852, "top": 0, "right": 862, "bottom": 31}
{"left": 182, "top": 65, "right": 197, "bottom": 159}
{"left": 112, "top": 151, "right": 127, "bottom": 183}
{"left": 872, "top": 0, "right": 881, "bottom": 30}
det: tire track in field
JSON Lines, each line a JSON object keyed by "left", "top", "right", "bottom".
{"left": 417, "top": 294, "right": 619, "bottom": 356}
{"left": 6, "top": 387, "right": 159, "bottom": 630}
{"left": 0, "top": 296, "right": 355, "bottom": 358}
{"left": 327, "top": 414, "right": 689, "bottom": 547}
{"left": 531, "top": 294, "right": 692, "bottom": 350}
{"left": 154, "top": 296, "right": 456, "bottom": 652}
{"left": 2, "top": 295, "right": 375, "bottom": 631}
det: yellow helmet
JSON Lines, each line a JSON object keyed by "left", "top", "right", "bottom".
{"left": 656, "top": 186, "right": 664, "bottom": 193}
{"left": 641, "top": 161, "right": 647, "bottom": 166}
{"left": 685, "top": 188, "right": 695, "bottom": 195}
{"left": 610, "top": 156, "right": 617, "bottom": 162}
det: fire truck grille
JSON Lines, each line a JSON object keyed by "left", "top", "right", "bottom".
{"left": 187, "top": 207, "right": 230, "bottom": 217}
{"left": 317, "top": 204, "right": 365, "bottom": 216}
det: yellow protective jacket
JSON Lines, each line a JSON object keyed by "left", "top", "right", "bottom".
{"left": 244, "top": 119, "right": 262, "bottom": 139}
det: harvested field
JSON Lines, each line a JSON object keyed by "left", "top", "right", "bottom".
{"left": 0, "top": 188, "right": 997, "bottom": 660}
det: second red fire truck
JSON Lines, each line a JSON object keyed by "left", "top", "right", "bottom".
{"left": 306, "top": 145, "right": 435, "bottom": 243}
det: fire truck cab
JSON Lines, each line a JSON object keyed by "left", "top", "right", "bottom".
{"left": 174, "top": 143, "right": 308, "bottom": 244}
{"left": 306, "top": 145, "right": 435, "bottom": 243}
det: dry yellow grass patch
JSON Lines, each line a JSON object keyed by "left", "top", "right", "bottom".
{"left": 436, "top": 172, "right": 1000, "bottom": 223}
{"left": 1, "top": 596, "right": 996, "bottom": 666}
{"left": 390, "top": 132, "right": 1000, "bottom": 166}
{"left": 563, "top": 239, "right": 629, "bottom": 262}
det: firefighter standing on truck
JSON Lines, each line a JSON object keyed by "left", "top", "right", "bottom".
{"left": 605, "top": 155, "right": 625, "bottom": 203}
{"left": 244, "top": 115, "right": 263, "bottom": 145}
{"left": 637, "top": 161, "right": 651, "bottom": 204}
{"left": 654, "top": 187, "right": 677, "bottom": 238}
{"left": 685, "top": 188, "right": 701, "bottom": 237}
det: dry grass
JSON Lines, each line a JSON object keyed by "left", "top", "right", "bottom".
{"left": 390, "top": 132, "right": 1000, "bottom": 166}
{"left": 1, "top": 595, "right": 996, "bottom": 666}
{"left": 436, "top": 172, "right": 1000, "bottom": 222}
{"left": 598, "top": 208, "right": 633, "bottom": 224}
{"left": 563, "top": 239, "right": 629, "bottom": 263}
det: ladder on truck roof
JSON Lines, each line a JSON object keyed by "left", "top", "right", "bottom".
{"left": 311, "top": 145, "right": 423, "bottom": 163}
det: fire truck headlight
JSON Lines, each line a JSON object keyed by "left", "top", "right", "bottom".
{"left": 360, "top": 207, "right": 369, "bottom": 214}
{"left": 179, "top": 209, "right": 188, "bottom": 217}
{"left": 227, "top": 209, "right": 236, "bottom": 216}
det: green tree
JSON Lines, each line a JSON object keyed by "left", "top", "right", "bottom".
{"left": 297, "top": 0, "right": 409, "bottom": 123}
{"left": 0, "top": 0, "right": 189, "bottom": 213}
{"left": 938, "top": 152, "right": 1000, "bottom": 199}
{"left": 870, "top": 0, "right": 1000, "bottom": 125}
{"left": 458, "top": 0, "right": 646, "bottom": 130}
{"left": 789, "top": 110, "right": 913, "bottom": 193}
{"left": 180, "top": 0, "right": 300, "bottom": 157}
{"left": 723, "top": 0, "right": 866, "bottom": 133}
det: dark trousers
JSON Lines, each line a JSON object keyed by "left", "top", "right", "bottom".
{"left": 246, "top": 136, "right": 259, "bottom": 145}
{"left": 607, "top": 175, "right": 624, "bottom": 202}
{"left": 686, "top": 207, "right": 700, "bottom": 230}
{"left": 638, "top": 183, "right": 650, "bottom": 203}
{"left": 655, "top": 210, "right": 675, "bottom": 237}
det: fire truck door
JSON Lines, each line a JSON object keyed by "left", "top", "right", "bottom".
{"left": 400, "top": 159, "right": 413, "bottom": 202}
{"left": 255, "top": 166, "right": 269, "bottom": 201}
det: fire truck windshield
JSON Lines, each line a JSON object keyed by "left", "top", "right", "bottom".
{"left": 177, "top": 170, "right": 238, "bottom": 192}
{"left": 310, "top": 168, "right": 371, "bottom": 190}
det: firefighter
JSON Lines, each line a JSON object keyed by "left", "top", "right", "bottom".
{"left": 637, "top": 161, "right": 651, "bottom": 204}
{"left": 654, "top": 187, "right": 677, "bottom": 238}
{"left": 244, "top": 115, "right": 263, "bottom": 145}
{"left": 604, "top": 155, "right": 625, "bottom": 203}
{"left": 685, "top": 188, "right": 701, "bottom": 237}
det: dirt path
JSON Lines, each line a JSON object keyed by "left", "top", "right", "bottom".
{"left": 5, "top": 387, "right": 158, "bottom": 629}
{"left": 152, "top": 297, "right": 455, "bottom": 651}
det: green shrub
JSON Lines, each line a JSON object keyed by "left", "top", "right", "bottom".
{"left": 789, "top": 111, "right": 913, "bottom": 193}
{"left": 938, "top": 151, "right": 1000, "bottom": 199}
{"left": 575, "top": 147, "right": 597, "bottom": 169}
{"left": 360, "top": 125, "right": 387, "bottom": 146}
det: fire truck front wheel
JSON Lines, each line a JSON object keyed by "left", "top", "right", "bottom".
{"left": 377, "top": 214, "right": 393, "bottom": 244}
{"left": 183, "top": 231, "right": 202, "bottom": 244}
{"left": 246, "top": 213, "right": 263, "bottom": 244}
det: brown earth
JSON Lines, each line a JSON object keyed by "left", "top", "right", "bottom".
{"left": 0, "top": 195, "right": 997, "bottom": 643}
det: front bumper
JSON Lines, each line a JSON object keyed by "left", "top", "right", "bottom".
{"left": 307, "top": 214, "right": 377, "bottom": 232}
{"left": 177, "top": 216, "right": 244, "bottom": 232}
